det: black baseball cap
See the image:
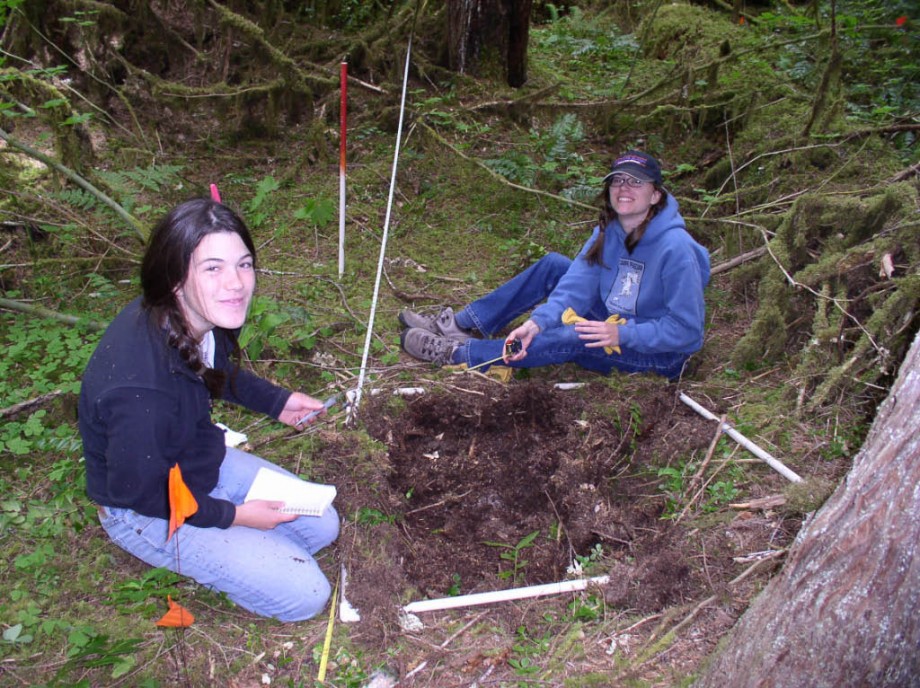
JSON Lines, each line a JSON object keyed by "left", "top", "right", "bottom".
{"left": 603, "top": 151, "right": 663, "bottom": 185}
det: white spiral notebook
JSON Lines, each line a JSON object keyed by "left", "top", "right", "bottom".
{"left": 244, "top": 467, "right": 337, "bottom": 516}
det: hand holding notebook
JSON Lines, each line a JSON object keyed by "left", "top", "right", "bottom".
{"left": 244, "top": 467, "right": 337, "bottom": 516}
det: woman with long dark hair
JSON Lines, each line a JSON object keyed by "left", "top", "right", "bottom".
{"left": 399, "top": 151, "right": 710, "bottom": 380}
{"left": 79, "top": 198, "right": 338, "bottom": 622}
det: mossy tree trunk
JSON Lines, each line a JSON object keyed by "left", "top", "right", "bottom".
{"left": 694, "top": 329, "right": 920, "bottom": 687}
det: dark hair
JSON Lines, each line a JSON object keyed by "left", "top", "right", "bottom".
{"left": 583, "top": 177, "right": 668, "bottom": 266}
{"left": 140, "top": 198, "right": 256, "bottom": 396}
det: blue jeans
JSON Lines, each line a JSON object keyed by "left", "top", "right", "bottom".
{"left": 98, "top": 447, "right": 339, "bottom": 622}
{"left": 454, "top": 252, "right": 690, "bottom": 380}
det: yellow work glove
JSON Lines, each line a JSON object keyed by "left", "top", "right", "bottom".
{"left": 561, "top": 307, "right": 625, "bottom": 355}
{"left": 445, "top": 362, "right": 514, "bottom": 383}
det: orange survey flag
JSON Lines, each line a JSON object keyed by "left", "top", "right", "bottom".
{"left": 167, "top": 463, "right": 198, "bottom": 541}
{"left": 156, "top": 595, "right": 195, "bottom": 628}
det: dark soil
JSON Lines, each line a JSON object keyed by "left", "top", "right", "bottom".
{"left": 320, "top": 376, "right": 801, "bottom": 650}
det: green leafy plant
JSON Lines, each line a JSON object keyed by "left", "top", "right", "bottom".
{"left": 0, "top": 317, "right": 100, "bottom": 455}
{"left": 484, "top": 530, "right": 540, "bottom": 585}
{"left": 244, "top": 175, "right": 281, "bottom": 230}
{"left": 353, "top": 507, "right": 396, "bottom": 526}
{"left": 109, "top": 567, "right": 184, "bottom": 612}
{"left": 446, "top": 573, "right": 462, "bottom": 597}
{"left": 294, "top": 196, "right": 336, "bottom": 228}
{"left": 657, "top": 464, "right": 687, "bottom": 518}
{"left": 92, "top": 164, "right": 184, "bottom": 215}
{"left": 705, "top": 480, "right": 740, "bottom": 510}
{"left": 566, "top": 593, "right": 603, "bottom": 622}
{"left": 2, "top": 623, "right": 33, "bottom": 645}
{"left": 238, "top": 295, "right": 316, "bottom": 362}
{"left": 64, "top": 629, "right": 145, "bottom": 681}
{"left": 572, "top": 543, "right": 605, "bottom": 574}
{"left": 508, "top": 624, "right": 551, "bottom": 678}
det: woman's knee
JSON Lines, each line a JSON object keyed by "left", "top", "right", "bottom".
{"left": 540, "top": 252, "right": 572, "bottom": 275}
{"left": 267, "top": 570, "right": 332, "bottom": 622}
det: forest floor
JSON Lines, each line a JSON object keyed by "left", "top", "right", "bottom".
{"left": 0, "top": 123, "right": 860, "bottom": 688}
{"left": 269, "top": 336, "right": 840, "bottom": 687}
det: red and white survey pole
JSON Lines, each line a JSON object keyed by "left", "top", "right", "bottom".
{"left": 338, "top": 61, "right": 347, "bottom": 278}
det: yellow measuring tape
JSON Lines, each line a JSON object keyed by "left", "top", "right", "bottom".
{"left": 316, "top": 576, "right": 339, "bottom": 684}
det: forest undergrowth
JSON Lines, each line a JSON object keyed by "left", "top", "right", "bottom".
{"left": 0, "top": 1, "right": 917, "bottom": 686}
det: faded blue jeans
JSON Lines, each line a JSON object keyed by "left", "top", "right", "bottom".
{"left": 98, "top": 447, "right": 339, "bottom": 622}
{"left": 453, "top": 252, "right": 690, "bottom": 380}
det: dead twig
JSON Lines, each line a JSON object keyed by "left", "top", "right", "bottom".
{"left": 399, "top": 611, "right": 488, "bottom": 684}
{"left": 404, "top": 490, "right": 473, "bottom": 516}
{"left": 676, "top": 415, "right": 725, "bottom": 522}
{"left": 0, "top": 390, "right": 65, "bottom": 420}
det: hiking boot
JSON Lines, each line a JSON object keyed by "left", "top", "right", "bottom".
{"left": 400, "top": 327, "right": 459, "bottom": 366}
{"left": 398, "top": 306, "right": 474, "bottom": 342}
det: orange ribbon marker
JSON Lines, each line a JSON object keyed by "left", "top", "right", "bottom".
{"left": 156, "top": 595, "right": 195, "bottom": 628}
{"left": 167, "top": 463, "right": 198, "bottom": 541}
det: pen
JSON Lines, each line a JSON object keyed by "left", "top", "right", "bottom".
{"left": 295, "top": 394, "right": 339, "bottom": 426}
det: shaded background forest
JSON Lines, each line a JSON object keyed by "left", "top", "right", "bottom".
{"left": 0, "top": 0, "right": 918, "bottom": 686}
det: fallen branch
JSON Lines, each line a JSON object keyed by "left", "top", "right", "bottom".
{"left": 729, "top": 495, "right": 786, "bottom": 511}
{"left": 419, "top": 122, "right": 595, "bottom": 212}
{"left": 0, "top": 127, "right": 144, "bottom": 241}
{"left": 0, "top": 296, "right": 106, "bottom": 331}
{"left": 756, "top": 225, "right": 884, "bottom": 358}
{"left": 679, "top": 393, "right": 803, "bottom": 483}
{"left": 711, "top": 246, "right": 768, "bottom": 275}
{"left": 0, "top": 390, "right": 64, "bottom": 420}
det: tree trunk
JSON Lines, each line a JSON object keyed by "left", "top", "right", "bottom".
{"left": 694, "top": 330, "right": 920, "bottom": 687}
{"left": 445, "top": 0, "right": 532, "bottom": 87}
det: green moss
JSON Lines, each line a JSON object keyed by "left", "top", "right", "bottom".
{"left": 783, "top": 477, "right": 836, "bottom": 515}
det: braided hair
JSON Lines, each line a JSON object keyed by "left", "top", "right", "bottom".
{"left": 583, "top": 178, "right": 667, "bottom": 266}
{"left": 140, "top": 198, "right": 256, "bottom": 396}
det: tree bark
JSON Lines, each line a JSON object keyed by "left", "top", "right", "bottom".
{"left": 446, "top": 0, "right": 532, "bottom": 87}
{"left": 694, "top": 329, "right": 920, "bottom": 687}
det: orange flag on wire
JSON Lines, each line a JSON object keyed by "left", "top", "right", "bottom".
{"left": 156, "top": 595, "right": 195, "bottom": 628}
{"left": 167, "top": 463, "right": 198, "bottom": 540}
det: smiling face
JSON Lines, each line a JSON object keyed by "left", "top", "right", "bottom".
{"left": 175, "top": 231, "right": 255, "bottom": 339}
{"left": 608, "top": 176, "right": 662, "bottom": 233}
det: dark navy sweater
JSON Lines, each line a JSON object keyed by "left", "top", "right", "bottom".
{"left": 79, "top": 298, "right": 290, "bottom": 528}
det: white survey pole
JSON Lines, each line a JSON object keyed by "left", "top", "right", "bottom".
{"left": 679, "top": 393, "right": 803, "bottom": 483}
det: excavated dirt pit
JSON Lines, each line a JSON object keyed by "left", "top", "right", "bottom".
{"left": 324, "top": 377, "right": 800, "bottom": 638}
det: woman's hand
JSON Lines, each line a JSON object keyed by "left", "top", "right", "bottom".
{"left": 504, "top": 319, "right": 541, "bottom": 362}
{"left": 574, "top": 319, "right": 620, "bottom": 350}
{"left": 231, "top": 499, "right": 299, "bottom": 530}
{"left": 278, "top": 392, "right": 325, "bottom": 429}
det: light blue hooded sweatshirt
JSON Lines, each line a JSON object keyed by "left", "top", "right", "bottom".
{"left": 529, "top": 193, "right": 710, "bottom": 355}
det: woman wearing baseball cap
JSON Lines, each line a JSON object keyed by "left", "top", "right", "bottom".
{"left": 399, "top": 150, "right": 710, "bottom": 380}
